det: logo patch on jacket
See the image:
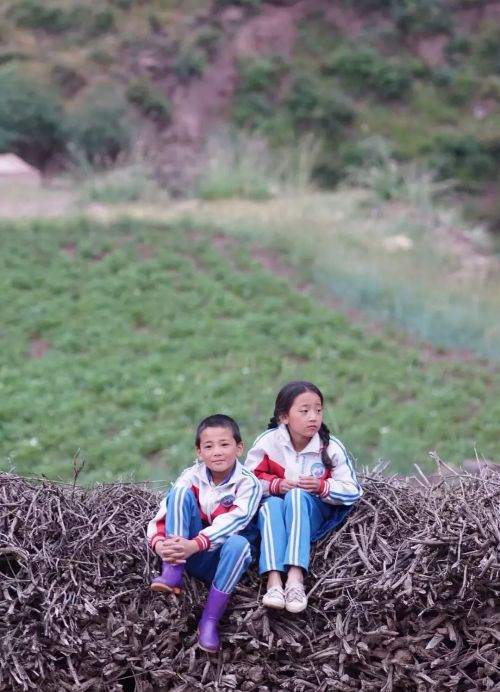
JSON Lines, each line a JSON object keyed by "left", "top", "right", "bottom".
{"left": 311, "top": 462, "right": 326, "bottom": 478}
{"left": 220, "top": 494, "right": 236, "bottom": 508}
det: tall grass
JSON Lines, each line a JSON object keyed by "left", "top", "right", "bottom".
{"left": 195, "top": 130, "right": 321, "bottom": 200}
{"left": 179, "top": 179, "right": 500, "bottom": 360}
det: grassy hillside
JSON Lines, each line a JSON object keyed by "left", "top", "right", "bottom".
{"left": 1, "top": 217, "right": 498, "bottom": 484}
{"left": 0, "top": 0, "right": 499, "bottom": 225}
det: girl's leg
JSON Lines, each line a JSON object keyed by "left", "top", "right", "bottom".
{"left": 282, "top": 489, "right": 331, "bottom": 612}
{"left": 258, "top": 496, "right": 287, "bottom": 576}
{"left": 258, "top": 497, "right": 287, "bottom": 608}
{"left": 283, "top": 488, "right": 331, "bottom": 573}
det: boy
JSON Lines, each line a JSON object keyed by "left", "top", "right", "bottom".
{"left": 147, "top": 414, "right": 262, "bottom": 653}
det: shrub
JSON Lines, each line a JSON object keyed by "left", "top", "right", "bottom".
{"left": 51, "top": 64, "right": 86, "bottom": 98}
{"left": 232, "top": 57, "right": 284, "bottom": 128}
{"left": 391, "top": 0, "right": 452, "bottom": 34}
{"left": 85, "top": 9, "right": 116, "bottom": 39}
{"left": 215, "top": 0, "right": 261, "bottom": 8}
{"left": 174, "top": 49, "right": 207, "bottom": 82}
{"left": 66, "top": 91, "right": 131, "bottom": 167}
{"left": 446, "top": 34, "right": 471, "bottom": 64}
{"left": 286, "top": 76, "right": 354, "bottom": 137}
{"left": 477, "top": 25, "right": 500, "bottom": 75}
{"left": 7, "top": 0, "right": 82, "bottom": 33}
{"left": 126, "top": 79, "right": 172, "bottom": 125}
{"left": 431, "top": 134, "right": 499, "bottom": 188}
{"left": 0, "top": 64, "right": 66, "bottom": 166}
{"left": 325, "top": 45, "right": 413, "bottom": 101}
{"left": 7, "top": 1, "right": 115, "bottom": 40}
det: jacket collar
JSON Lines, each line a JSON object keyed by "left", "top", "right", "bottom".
{"left": 199, "top": 459, "right": 242, "bottom": 486}
{"left": 277, "top": 423, "right": 321, "bottom": 455}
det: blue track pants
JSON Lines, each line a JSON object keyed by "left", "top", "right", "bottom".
{"left": 258, "top": 489, "right": 332, "bottom": 574}
{"left": 165, "top": 487, "right": 254, "bottom": 594}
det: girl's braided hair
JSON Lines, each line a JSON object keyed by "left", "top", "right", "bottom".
{"left": 267, "top": 380, "right": 333, "bottom": 470}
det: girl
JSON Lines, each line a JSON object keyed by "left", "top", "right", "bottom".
{"left": 147, "top": 414, "right": 262, "bottom": 653}
{"left": 244, "top": 381, "right": 362, "bottom": 613}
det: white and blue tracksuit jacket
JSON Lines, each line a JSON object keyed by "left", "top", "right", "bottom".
{"left": 244, "top": 424, "right": 362, "bottom": 507}
{"left": 147, "top": 460, "right": 262, "bottom": 553}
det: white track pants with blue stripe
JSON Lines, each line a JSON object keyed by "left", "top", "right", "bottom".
{"left": 165, "top": 487, "right": 254, "bottom": 594}
{"left": 258, "top": 489, "right": 332, "bottom": 574}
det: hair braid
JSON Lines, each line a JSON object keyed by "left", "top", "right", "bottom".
{"left": 267, "top": 415, "right": 279, "bottom": 430}
{"left": 319, "top": 423, "right": 332, "bottom": 470}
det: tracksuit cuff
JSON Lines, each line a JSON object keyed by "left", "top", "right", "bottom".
{"left": 319, "top": 480, "right": 330, "bottom": 498}
{"left": 194, "top": 533, "right": 211, "bottom": 551}
{"left": 270, "top": 478, "right": 282, "bottom": 495}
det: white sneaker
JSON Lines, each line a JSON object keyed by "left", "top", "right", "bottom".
{"left": 262, "top": 585, "right": 285, "bottom": 609}
{"left": 285, "top": 583, "right": 308, "bottom": 613}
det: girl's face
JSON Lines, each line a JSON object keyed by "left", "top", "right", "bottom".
{"left": 279, "top": 391, "right": 323, "bottom": 444}
{"left": 196, "top": 426, "right": 243, "bottom": 483}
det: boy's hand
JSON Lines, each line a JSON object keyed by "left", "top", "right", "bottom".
{"left": 298, "top": 475, "right": 322, "bottom": 493}
{"left": 154, "top": 539, "right": 168, "bottom": 558}
{"left": 162, "top": 537, "right": 200, "bottom": 564}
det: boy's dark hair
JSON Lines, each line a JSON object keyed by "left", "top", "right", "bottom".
{"left": 195, "top": 414, "right": 242, "bottom": 447}
{"left": 267, "top": 380, "right": 333, "bottom": 470}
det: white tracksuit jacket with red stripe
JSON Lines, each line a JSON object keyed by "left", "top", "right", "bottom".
{"left": 147, "top": 460, "right": 262, "bottom": 553}
{"left": 244, "top": 424, "right": 362, "bottom": 505}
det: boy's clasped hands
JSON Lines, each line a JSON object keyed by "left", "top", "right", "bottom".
{"left": 155, "top": 537, "right": 200, "bottom": 564}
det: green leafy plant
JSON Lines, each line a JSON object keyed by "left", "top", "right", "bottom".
{"left": 324, "top": 45, "right": 413, "bottom": 101}
{"left": 174, "top": 48, "right": 208, "bottom": 82}
{"left": 126, "top": 79, "right": 172, "bottom": 125}
{"left": 233, "top": 57, "right": 284, "bottom": 128}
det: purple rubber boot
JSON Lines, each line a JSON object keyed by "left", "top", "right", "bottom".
{"left": 198, "top": 585, "right": 231, "bottom": 653}
{"left": 151, "top": 562, "right": 184, "bottom": 594}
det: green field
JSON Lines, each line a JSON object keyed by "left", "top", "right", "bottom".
{"left": 0, "top": 216, "right": 498, "bottom": 484}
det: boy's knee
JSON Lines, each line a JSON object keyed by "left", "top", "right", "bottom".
{"left": 167, "top": 486, "right": 196, "bottom": 506}
{"left": 223, "top": 534, "right": 251, "bottom": 558}
{"left": 225, "top": 534, "right": 249, "bottom": 551}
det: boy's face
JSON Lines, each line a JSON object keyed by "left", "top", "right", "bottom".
{"left": 196, "top": 426, "right": 243, "bottom": 481}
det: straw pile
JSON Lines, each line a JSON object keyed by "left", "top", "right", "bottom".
{"left": 1, "top": 468, "right": 499, "bottom": 691}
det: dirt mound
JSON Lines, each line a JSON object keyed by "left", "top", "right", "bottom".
{"left": 1, "top": 470, "right": 499, "bottom": 691}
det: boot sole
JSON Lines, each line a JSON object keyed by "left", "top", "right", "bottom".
{"left": 150, "top": 583, "right": 182, "bottom": 595}
{"left": 197, "top": 629, "right": 219, "bottom": 654}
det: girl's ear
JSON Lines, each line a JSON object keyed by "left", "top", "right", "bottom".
{"left": 279, "top": 414, "right": 288, "bottom": 425}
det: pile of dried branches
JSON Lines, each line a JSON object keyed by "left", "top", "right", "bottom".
{"left": 1, "top": 467, "right": 499, "bottom": 692}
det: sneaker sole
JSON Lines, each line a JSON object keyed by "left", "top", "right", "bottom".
{"left": 285, "top": 602, "right": 308, "bottom": 613}
{"left": 262, "top": 599, "right": 285, "bottom": 610}
{"left": 150, "top": 583, "right": 182, "bottom": 595}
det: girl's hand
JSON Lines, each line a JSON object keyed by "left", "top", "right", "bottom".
{"left": 162, "top": 536, "right": 200, "bottom": 564}
{"left": 280, "top": 479, "right": 298, "bottom": 493}
{"left": 298, "top": 475, "right": 322, "bottom": 494}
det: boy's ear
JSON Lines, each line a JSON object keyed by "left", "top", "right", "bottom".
{"left": 236, "top": 441, "right": 244, "bottom": 455}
